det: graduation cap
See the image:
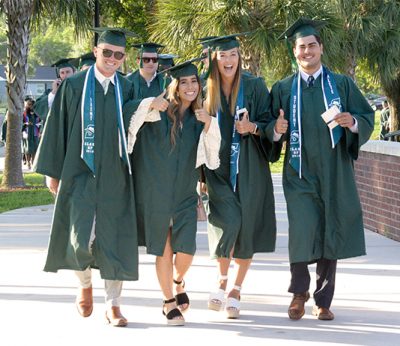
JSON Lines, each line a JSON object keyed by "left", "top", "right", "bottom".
{"left": 158, "top": 57, "right": 202, "bottom": 88}
{"left": 278, "top": 18, "right": 326, "bottom": 72}
{"left": 131, "top": 42, "right": 165, "bottom": 68}
{"left": 51, "top": 58, "right": 75, "bottom": 77}
{"left": 278, "top": 17, "right": 326, "bottom": 41}
{"left": 131, "top": 42, "right": 164, "bottom": 53}
{"left": 91, "top": 27, "right": 137, "bottom": 47}
{"left": 51, "top": 58, "right": 75, "bottom": 69}
{"left": 199, "top": 32, "right": 249, "bottom": 51}
{"left": 158, "top": 53, "right": 179, "bottom": 69}
{"left": 198, "top": 33, "right": 249, "bottom": 80}
{"left": 78, "top": 52, "right": 96, "bottom": 70}
{"left": 197, "top": 36, "right": 218, "bottom": 49}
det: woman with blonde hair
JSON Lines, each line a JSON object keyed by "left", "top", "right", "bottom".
{"left": 202, "top": 34, "right": 279, "bottom": 319}
{"left": 128, "top": 60, "right": 221, "bottom": 326}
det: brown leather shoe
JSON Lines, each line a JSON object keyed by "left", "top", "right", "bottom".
{"left": 76, "top": 286, "right": 93, "bottom": 317}
{"left": 288, "top": 292, "right": 310, "bottom": 320}
{"left": 312, "top": 305, "right": 335, "bottom": 320}
{"left": 105, "top": 306, "right": 128, "bottom": 327}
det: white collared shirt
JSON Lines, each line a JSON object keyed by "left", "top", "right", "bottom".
{"left": 273, "top": 65, "right": 358, "bottom": 141}
{"left": 94, "top": 65, "right": 116, "bottom": 87}
{"left": 300, "top": 65, "right": 322, "bottom": 83}
{"left": 299, "top": 65, "right": 358, "bottom": 134}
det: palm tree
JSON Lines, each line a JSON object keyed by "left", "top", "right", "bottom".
{"left": 0, "top": 0, "right": 94, "bottom": 188}
{"left": 149, "top": 0, "right": 343, "bottom": 77}
{"left": 362, "top": 0, "right": 400, "bottom": 134}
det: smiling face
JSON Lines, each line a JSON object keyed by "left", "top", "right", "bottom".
{"left": 138, "top": 52, "right": 159, "bottom": 79}
{"left": 177, "top": 74, "right": 199, "bottom": 107}
{"left": 293, "top": 35, "right": 323, "bottom": 75}
{"left": 94, "top": 43, "right": 126, "bottom": 77}
{"left": 216, "top": 47, "right": 239, "bottom": 81}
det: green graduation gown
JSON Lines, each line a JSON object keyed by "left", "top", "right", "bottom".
{"left": 205, "top": 73, "right": 278, "bottom": 259}
{"left": 35, "top": 70, "right": 138, "bottom": 281}
{"left": 33, "top": 90, "right": 50, "bottom": 126}
{"left": 22, "top": 112, "right": 40, "bottom": 155}
{"left": 131, "top": 109, "right": 203, "bottom": 256}
{"left": 126, "top": 70, "right": 169, "bottom": 99}
{"left": 270, "top": 72, "right": 374, "bottom": 263}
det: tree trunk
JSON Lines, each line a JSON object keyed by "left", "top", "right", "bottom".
{"left": 1, "top": 0, "right": 34, "bottom": 188}
{"left": 345, "top": 52, "right": 357, "bottom": 81}
{"left": 241, "top": 48, "right": 262, "bottom": 76}
{"left": 383, "top": 74, "right": 400, "bottom": 142}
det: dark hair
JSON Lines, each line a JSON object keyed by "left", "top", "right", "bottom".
{"left": 167, "top": 75, "right": 202, "bottom": 147}
{"left": 292, "top": 35, "right": 322, "bottom": 47}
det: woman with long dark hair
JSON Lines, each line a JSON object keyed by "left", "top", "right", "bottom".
{"left": 128, "top": 60, "right": 220, "bottom": 326}
{"left": 202, "top": 34, "right": 279, "bottom": 319}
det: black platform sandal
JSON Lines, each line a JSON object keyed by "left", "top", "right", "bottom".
{"left": 173, "top": 279, "right": 190, "bottom": 312}
{"left": 162, "top": 297, "right": 185, "bottom": 326}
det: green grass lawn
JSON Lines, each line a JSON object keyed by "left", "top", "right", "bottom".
{"left": 370, "top": 111, "right": 381, "bottom": 140}
{"left": 0, "top": 173, "right": 54, "bottom": 213}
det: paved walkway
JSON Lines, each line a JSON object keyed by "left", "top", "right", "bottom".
{"left": 0, "top": 173, "right": 399, "bottom": 346}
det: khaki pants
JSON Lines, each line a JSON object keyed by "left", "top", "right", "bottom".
{"left": 74, "top": 215, "right": 122, "bottom": 308}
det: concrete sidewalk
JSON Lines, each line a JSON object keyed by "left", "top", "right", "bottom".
{"left": 0, "top": 175, "right": 399, "bottom": 346}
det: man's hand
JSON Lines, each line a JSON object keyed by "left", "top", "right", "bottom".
{"left": 51, "top": 79, "right": 62, "bottom": 94}
{"left": 46, "top": 176, "right": 59, "bottom": 196}
{"left": 150, "top": 90, "right": 169, "bottom": 112}
{"left": 274, "top": 109, "right": 288, "bottom": 134}
{"left": 334, "top": 112, "right": 355, "bottom": 128}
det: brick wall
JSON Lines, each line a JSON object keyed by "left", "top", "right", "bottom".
{"left": 354, "top": 140, "right": 400, "bottom": 241}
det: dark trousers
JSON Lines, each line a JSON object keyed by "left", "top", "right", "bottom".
{"left": 288, "top": 258, "right": 337, "bottom": 308}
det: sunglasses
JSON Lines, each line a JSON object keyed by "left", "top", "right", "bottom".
{"left": 98, "top": 47, "right": 125, "bottom": 60}
{"left": 142, "top": 57, "right": 158, "bottom": 64}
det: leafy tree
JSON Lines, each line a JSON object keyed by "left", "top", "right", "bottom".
{"left": 149, "top": 0, "right": 344, "bottom": 77}
{"left": 0, "top": 0, "right": 94, "bottom": 189}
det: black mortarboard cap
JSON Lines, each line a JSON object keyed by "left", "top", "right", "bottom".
{"left": 131, "top": 42, "right": 165, "bottom": 53}
{"left": 158, "top": 53, "right": 179, "bottom": 66}
{"left": 158, "top": 57, "right": 202, "bottom": 79}
{"left": 200, "top": 32, "right": 249, "bottom": 51}
{"left": 197, "top": 36, "right": 218, "bottom": 49}
{"left": 278, "top": 17, "right": 326, "bottom": 41}
{"left": 91, "top": 27, "right": 137, "bottom": 47}
{"left": 51, "top": 58, "right": 75, "bottom": 69}
{"left": 78, "top": 52, "right": 96, "bottom": 70}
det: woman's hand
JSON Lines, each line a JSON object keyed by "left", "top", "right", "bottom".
{"left": 235, "top": 111, "right": 256, "bottom": 134}
{"left": 150, "top": 90, "right": 169, "bottom": 112}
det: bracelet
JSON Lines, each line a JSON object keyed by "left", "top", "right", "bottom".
{"left": 252, "top": 123, "right": 258, "bottom": 134}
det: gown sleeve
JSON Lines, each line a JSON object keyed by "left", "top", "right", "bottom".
{"left": 33, "top": 82, "right": 71, "bottom": 179}
{"left": 127, "top": 97, "right": 161, "bottom": 153}
{"left": 196, "top": 116, "right": 221, "bottom": 169}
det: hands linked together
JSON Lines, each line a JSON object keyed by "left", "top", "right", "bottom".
{"left": 275, "top": 109, "right": 288, "bottom": 134}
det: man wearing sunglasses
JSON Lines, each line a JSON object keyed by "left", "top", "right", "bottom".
{"left": 34, "top": 27, "right": 140, "bottom": 328}
{"left": 127, "top": 42, "right": 170, "bottom": 98}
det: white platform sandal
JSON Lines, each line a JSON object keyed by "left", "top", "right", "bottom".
{"left": 208, "top": 275, "right": 228, "bottom": 311}
{"left": 226, "top": 285, "right": 241, "bottom": 319}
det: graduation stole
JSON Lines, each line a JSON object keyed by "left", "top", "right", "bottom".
{"left": 289, "top": 65, "right": 343, "bottom": 178}
{"left": 217, "top": 79, "right": 244, "bottom": 191}
{"left": 81, "top": 65, "right": 131, "bottom": 175}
